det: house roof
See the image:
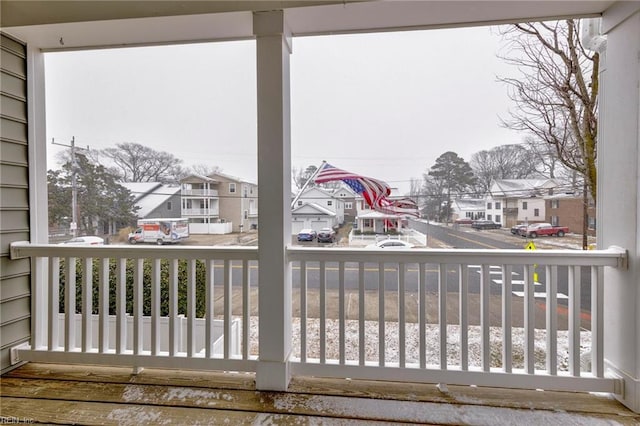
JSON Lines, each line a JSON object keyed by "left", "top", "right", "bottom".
{"left": 209, "top": 171, "right": 256, "bottom": 186}
{"left": 356, "top": 210, "right": 402, "bottom": 220}
{"left": 179, "top": 173, "right": 218, "bottom": 184}
{"left": 121, "top": 182, "right": 181, "bottom": 218}
{"left": 291, "top": 202, "right": 336, "bottom": 216}
{"left": 489, "top": 179, "right": 559, "bottom": 198}
{"left": 453, "top": 198, "right": 485, "bottom": 211}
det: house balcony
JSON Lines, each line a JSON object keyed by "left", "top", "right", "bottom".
{"left": 4, "top": 241, "right": 635, "bottom": 423}
{"left": 181, "top": 208, "right": 220, "bottom": 217}
{"left": 181, "top": 189, "right": 219, "bottom": 197}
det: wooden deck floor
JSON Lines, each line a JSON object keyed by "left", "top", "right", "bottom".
{"left": 2, "top": 363, "right": 639, "bottom": 425}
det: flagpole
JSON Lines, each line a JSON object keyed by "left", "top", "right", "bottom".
{"left": 291, "top": 160, "right": 326, "bottom": 208}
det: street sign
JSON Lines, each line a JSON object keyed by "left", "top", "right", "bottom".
{"left": 525, "top": 241, "right": 536, "bottom": 251}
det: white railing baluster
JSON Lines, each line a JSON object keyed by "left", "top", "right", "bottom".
{"left": 419, "top": 263, "right": 426, "bottom": 369}
{"left": 300, "top": 261, "right": 307, "bottom": 363}
{"left": 480, "top": 265, "right": 490, "bottom": 372}
{"left": 242, "top": 259, "right": 250, "bottom": 360}
{"left": 546, "top": 265, "right": 558, "bottom": 375}
{"left": 320, "top": 260, "right": 326, "bottom": 364}
{"left": 358, "top": 262, "right": 365, "bottom": 366}
{"left": 169, "top": 259, "right": 178, "bottom": 356}
{"left": 187, "top": 259, "right": 196, "bottom": 357}
{"left": 116, "top": 258, "right": 126, "bottom": 354}
{"left": 339, "top": 261, "right": 346, "bottom": 365}
{"left": 591, "top": 265, "right": 604, "bottom": 377}
{"left": 378, "top": 261, "right": 385, "bottom": 366}
{"left": 205, "top": 259, "right": 214, "bottom": 358}
{"left": 524, "top": 264, "right": 535, "bottom": 374}
{"left": 82, "top": 258, "right": 92, "bottom": 353}
{"left": 459, "top": 264, "right": 469, "bottom": 371}
{"left": 439, "top": 263, "right": 447, "bottom": 369}
{"left": 65, "top": 257, "right": 76, "bottom": 351}
{"left": 569, "top": 265, "right": 581, "bottom": 376}
{"left": 399, "top": 262, "right": 406, "bottom": 368}
{"left": 151, "top": 258, "right": 160, "bottom": 356}
{"left": 99, "top": 258, "right": 109, "bottom": 353}
{"left": 224, "top": 259, "right": 232, "bottom": 359}
{"left": 502, "top": 265, "right": 512, "bottom": 373}
{"left": 48, "top": 257, "right": 59, "bottom": 350}
{"left": 133, "top": 258, "right": 143, "bottom": 356}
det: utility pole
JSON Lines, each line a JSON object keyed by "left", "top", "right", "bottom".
{"left": 52, "top": 137, "right": 89, "bottom": 237}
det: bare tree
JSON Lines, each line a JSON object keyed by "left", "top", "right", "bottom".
{"left": 101, "top": 142, "right": 185, "bottom": 183}
{"left": 470, "top": 144, "right": 539, "bottom": 193}
{"left": 498, "top": 20, "right": 599, "bottom": 202}
{"left": 186, "top": 163, "right": 221, "bottom": 177}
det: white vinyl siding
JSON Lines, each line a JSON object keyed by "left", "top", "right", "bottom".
{"left": 0, "top": 33, "right": 31, "bottom": 374}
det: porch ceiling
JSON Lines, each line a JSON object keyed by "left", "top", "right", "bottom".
{"left": 2, "top": 1, "right": 614, "bottom": 50}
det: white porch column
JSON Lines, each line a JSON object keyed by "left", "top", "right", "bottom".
{"left": 599, "top": 4, "right": 640, "bottom": 413}
{"left": 253, "top": 10, "right": 293, "bottom": 391}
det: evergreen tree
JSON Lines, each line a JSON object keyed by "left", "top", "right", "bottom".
{"left": 425, "top": 152, "right": 476, "bottom": 222}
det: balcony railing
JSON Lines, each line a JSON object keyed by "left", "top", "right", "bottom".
{"left": 181, "top": 189, "right": 219, "bottom": 197}
{"left": 182, "top": 208, "right": 220, "bottom": 216}
{"left": 9, "top": 242, "right": 626, "bottom": 393}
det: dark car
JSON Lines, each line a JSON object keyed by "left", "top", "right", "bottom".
{"left": 297, "top": 229, "right": 317, "bottom": 242}
{"left": 317, "top": 227, "right": 336, "bottom": 243}
{"left": 471, "top": 220, "right": 501, "bottom": 230}
{"left": 511, "top": 224, "right": 527, "bottom": 235}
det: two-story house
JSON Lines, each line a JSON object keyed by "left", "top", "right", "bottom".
{"left": 180, "top": 172, "right": 258, "bottom": 233}
{"left": 486, "top": 179, "right": 560, "bottom": 227}
{"left": 332, "top": 185, "right": 358, "bottom": 222}
{"left": 546, "top": 193, "right": 596, "bottom": 236}
{"left": 451, "top": 198, "right": 485, "bottom": 222}
{"left": 291, "top": 186, "right": 344, "bottom": 234}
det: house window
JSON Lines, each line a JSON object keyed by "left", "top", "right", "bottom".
{"left": 229, "top": 183, "right": 236, "bottom": 193}
{"left": 534, "top": 208, "right": 540, "bottom": 217}
{"left": 363, "top": 219, "right": 373, "bottom": 227}
{"left": 243, "top": 186, "right": 248, "bottom": 198}
{"left": 522, "top": 201, "right": 528, "bottom": 210}
{"left": 345, "top": 202, "right": 352, "bottom": 209}
{"left": 495, "top": 202, "right": 501, "bottom": 209}
{"left": 327, "top": 200, "right": 333, "bottom": 206}
{"left": 167, "top": 201, "right": 172, "bottom": 210}
{"left": 487, "top": 202, "right": 492, "bottom": 209}
{"left": 244, "top": 210, "right": 248, "bottom": 219}
{"left": 550, "top": 215, "right": 559, "bottom": 226}
{"left": 551, "top": 199, "right": 559, "bottom": 208}
{"left": 495, "top": 215, "right": 501, "bottom": 223}
{"left": 487, "top": 214, "right": 492, "bottom": 221}
{"left": 297, "top": 201, "right": 302, "bottom": 206}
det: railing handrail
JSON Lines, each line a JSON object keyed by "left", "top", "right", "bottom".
{"left": 10, "top": 241, "right": 258, "bottom": 261}
{"left": 287, "top": 245, "right": 627, "bottom": 268}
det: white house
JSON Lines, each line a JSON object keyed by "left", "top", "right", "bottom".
{"left": 487, "top": 179, "right": 560, "bottom": 227}
{"left": 354, "top": 188, "right": 408, "bottom": 233}
{"left": 291, "top": 186, "right": 344, "bottom": 234}
{"left": 451, "top": 198, "right": 486, "bottom": 221}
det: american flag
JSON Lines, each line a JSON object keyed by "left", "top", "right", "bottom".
{"left": 314, "top": 163, "right": 420, "bottom": 217}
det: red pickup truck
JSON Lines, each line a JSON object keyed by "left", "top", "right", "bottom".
{"left": 520, "top": 223, "right": 569, "bottom": 238}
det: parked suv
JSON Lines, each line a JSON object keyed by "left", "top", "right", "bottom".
{"left": 317, "top": 227, "right": 336, "bottom": 243}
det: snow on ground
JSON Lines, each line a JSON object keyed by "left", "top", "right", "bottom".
{"left": 246, "top": 317, "right": 592, "bottom": 372}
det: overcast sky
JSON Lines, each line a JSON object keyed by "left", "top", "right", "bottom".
{"left": 45, "top": 25, "right": 522, "bottom": 193}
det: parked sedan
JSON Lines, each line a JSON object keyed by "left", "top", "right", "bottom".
{"left": 366, "top": 239, "right": 414, "bottom": 249}
{"left": 317, "top": 227, "right": 336, "bottom": 243}
{"left": 471, "top": 220, "right": 501, "bottom": 230}
{"left": 297, "top": 229, "right": 317, "bottom": 242}
{"left": 58, "top": 236, "right": 104, "bottom": 245}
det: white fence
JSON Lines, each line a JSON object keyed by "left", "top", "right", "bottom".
{"left": 349, "top": 229, "right": 427, "bottom": 246}
{"left": 9, "top": 241, "right": 626, "bottom": 393}
{"left": 189, "top": 222, "right": 233, "bottom": 234}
